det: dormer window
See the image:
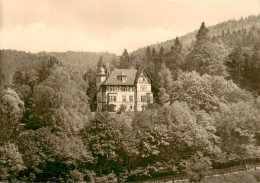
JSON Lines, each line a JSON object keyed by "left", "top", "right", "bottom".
{"left": 117, "top": 70, "right": 127, "bottom": 82}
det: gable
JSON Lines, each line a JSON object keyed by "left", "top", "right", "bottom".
{"left": 136, "top": 70, "right": 152, "bottom": 84}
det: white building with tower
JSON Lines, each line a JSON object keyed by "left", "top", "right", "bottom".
{"left": 96, "top": 61, "right": 153, "bottom": 112}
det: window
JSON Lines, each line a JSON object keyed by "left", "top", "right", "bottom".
{"left": 122, "top": 76, "right": 126, "bottom": 82}
{"left": 130, "top": 106, "right": 133, "bottom": 110}
{"left": 129, "top": 96, "right": 133, "bottom": 102}
{"left": 122, "top": 96, "right": 126, "bottom": 102}
{"left": 141, "top": 95, "right": 146, "bottom": 102}
{"left": 109, "top": 96, "right": 116, "bottom": 102}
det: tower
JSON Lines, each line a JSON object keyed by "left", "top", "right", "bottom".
{"left": 96, "top": 65, "right": 107, "bottom": 89}
{"left": 96, "top": 57, "right": 107, "bottom": 111}
{"left": 96, "top": 57, "right": 107, "bottom": 89}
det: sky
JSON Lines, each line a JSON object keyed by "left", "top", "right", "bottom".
{"left": 0, "top": 0, "right": 259, "bottom": 55}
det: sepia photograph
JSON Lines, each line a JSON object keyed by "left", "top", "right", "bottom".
{"left": 0, "top": 0, "right": 260, "bottom": 182}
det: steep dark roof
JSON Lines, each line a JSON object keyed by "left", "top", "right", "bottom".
{"left": 102, "top": 69, "right": 138, "bottom": 86}
{"left": 135, "top": 68, "right": 152, "bottom": 83}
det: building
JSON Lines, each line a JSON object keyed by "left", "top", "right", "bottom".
{"left": 96, "top": 63, "right": 153, "bottom": 112}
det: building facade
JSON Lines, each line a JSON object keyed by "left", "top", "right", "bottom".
{"left": 96, "top": 64, "right": 153, "bottom": 112}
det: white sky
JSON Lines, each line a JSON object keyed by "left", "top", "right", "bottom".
{"left": 0, "top": 0, "right": 258, "bottom": 54}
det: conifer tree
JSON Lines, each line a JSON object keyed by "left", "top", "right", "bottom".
{"left": 248, "top": 46, "right": 260, "bottom": 93}
{"left": 151, "top": 48, "right": 157, "bottom": 63}
{"left": 165, "top": 37, "right": 184, "bottom": 78}
{"left": 196, "top": 22, "right": 210, "bottom": 41}
{"left": 84, "top": 68, "right": 97, "bottom": 112}
{"left": 97, "top": 56, "right": 104, "bottom": 69}
{"left": 118, "top": 49, "right": 132, "bottom": 69}
{"left": 225, "top": 45, "right": 244, "bottom": 85}
{"left": 185, "top": 22, "right": 226, "bottom": 76}
{"left": 146, "top": 47, "right": 151, "bottom": 59}
{"left": 172, "top": 37, "right": 182, "bottom": 51}
{"left": 36, "top": 56, "right": 61, "bottom": 83}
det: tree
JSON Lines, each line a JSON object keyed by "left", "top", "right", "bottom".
{"left": 158, "top": 88, "right": 170, "bottom": 105}
{"left": 80, "top": 113, "right": 137, "bottom": 176}
{"left": 12, "top": 70, "right": 37, "bottom": 127}
{"left": 132, "top": 109, "right": 170, "bottom": 170}
{"left": 225, "top": 44, "right": 260, "bottom": 94}
{"left": 225, "top": 45, "right": 244, "bottom": 84}
{"left": 118, "top": 49, "right": 133, "bottom": 69}
{"left": 84, "top": 68, "right": 97, "bottom": 111}
{"left": 0, "top": 143, "right": 25, "bottom": 182}
{"left": 158, "top": 102, "right": 221, "bottom": 161}
{"left": 158, "top": 63, "right": 172, "bottom": 92}
{"left": 213, "top": 101, "right": 260, "bottom": 161}
{"left": 26, "top": 66, "right": 90, "bottom": 134}
{"left": 195, "top": 22, "right": 209, "bottom": 41}
{"left": 171, "top": 71, "right": 252, "bottom": 112}
{"left": 144, "top": 48, "right": 168, "bottom": 104}
{"left": 131, "top": 102, "right": 220, "bottom": 179}
{"left": 172, "top": 37, "right": 182, "bottom": 52}
{"left": 180, "top": 152, "right": 212, "bottom": 183}
{"left": 165, "top": 37, "right": 185, "bottom": 78}
{"left": 185, "top": 22, "right": 227, "bottom": 76}
{"left": 36, "top": 56, "right": 61, "bottom": 83}
{"left": 158, "top": 63, "right": 172, "bottom": 105}
{"left": 18, "top": 127, "right": 93, "bottom": 182}
{"left": 0, "top": 88, "right": 24, "bottom": 144}
{"left": 249, "top": 47, "right": 260, "bottom": 93}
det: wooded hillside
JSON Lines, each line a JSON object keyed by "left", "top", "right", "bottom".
{"left": 132, "top": 15, "right": 260, "bottom": 56}
{"left": 0, "top": 50, "right": 118, "bottom": 84}
{"left": 1, "top": 15, "right": 260, "bottom": 183}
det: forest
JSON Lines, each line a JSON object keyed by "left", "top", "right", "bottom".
{"left": 0, "top": 15, "right": 260, "bottom": 183}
